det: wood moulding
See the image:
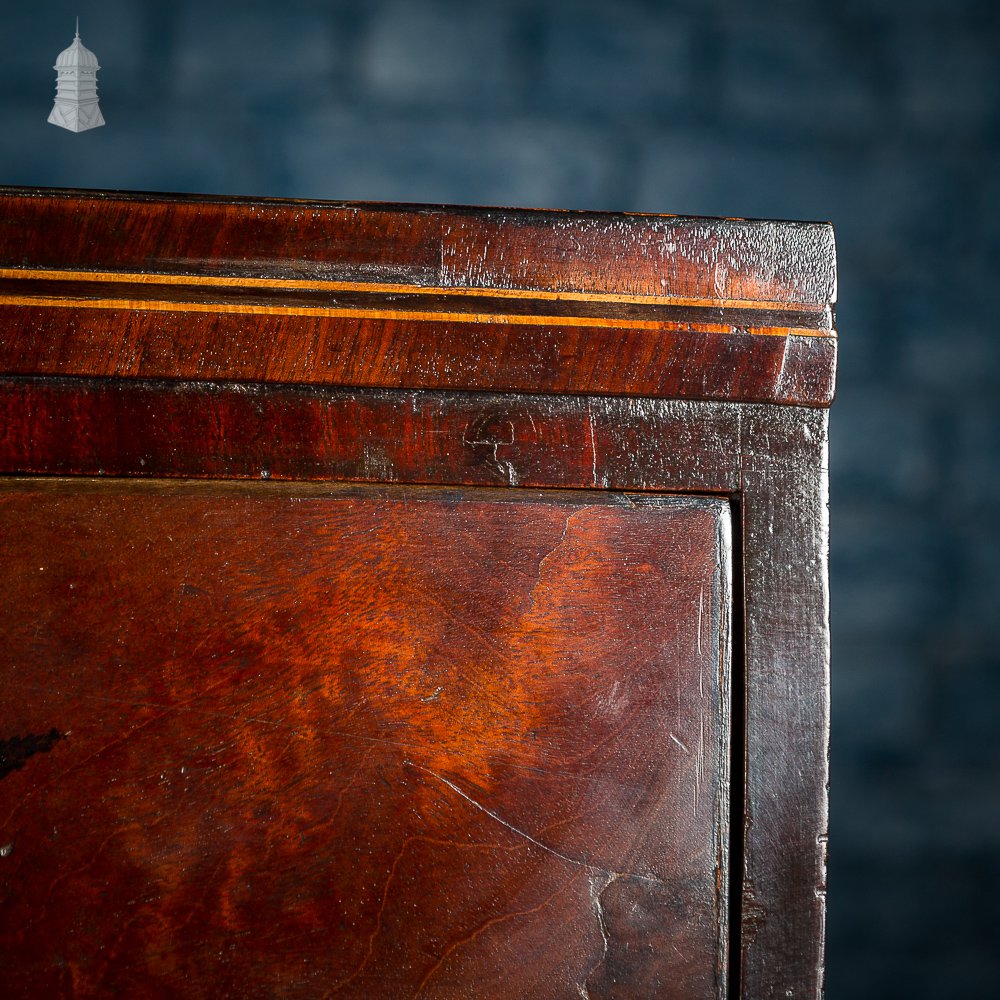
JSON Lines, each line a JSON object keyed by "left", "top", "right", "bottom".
{"left": 0, "top": 187, "right": 836, "bottom": 407}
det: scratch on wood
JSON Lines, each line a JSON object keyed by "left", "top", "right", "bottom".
{"left": 407, "top": 761, "right": 661, "bottom": 886}
{"left": 579, "top": 871, "right": 619, "bottom": 999}
{"left": 697, "top": 585, "right": 704, "bottom": 657}
{"left": 588, "top": 412, "right": 598, "bottom": 487}
{"left": 775, "top": 334, "right": 791, "bottom": 390}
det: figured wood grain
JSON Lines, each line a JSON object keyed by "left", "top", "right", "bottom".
{"left": 0, "top": 303, "right": 836, "bottom": 406}
{"left": 0, "top": 188, "right": 837, "bottom": 406}
{"left": 0, "top": 483, "right": 731, "bottom": 1000}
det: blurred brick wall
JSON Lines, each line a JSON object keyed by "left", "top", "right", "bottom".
{"left": 2, "top": 1, "right": 998, "bottom": 995}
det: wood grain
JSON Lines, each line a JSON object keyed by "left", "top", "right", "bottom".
{"left": 0, "top": 377, "right": 799, "bottom": 491}
{"left": 0, "top": 188, "right": 837, "bottom": 406}
{"left": 0, "top": 188, "right": 835, "bottom": 305}
{"left": 0, "top": 483, "right": 731, "bottom": 1000}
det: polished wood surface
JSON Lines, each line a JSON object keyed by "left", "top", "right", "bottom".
{"left": 0, "top": 188, "right": 836, "bottom": 406}
{"left": 0, "top": 188, "right": 835, "bottom": 304}
{"left": 0, "top": 482, "right": 730, "bottom": 999}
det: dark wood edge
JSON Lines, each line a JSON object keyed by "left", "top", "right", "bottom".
{"left": 737, "top": 409, "right": 830, "bottom": 1000}
{"left": 0, "top": 378, "right": 829, "bottom": 999}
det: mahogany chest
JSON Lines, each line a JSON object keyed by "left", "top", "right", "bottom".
{"left": 0, "top": 188, "right": 835, "bottom": 999}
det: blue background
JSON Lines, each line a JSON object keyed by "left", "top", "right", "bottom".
{"left": 2, "top": 2, "right": 998, "bottom": 995}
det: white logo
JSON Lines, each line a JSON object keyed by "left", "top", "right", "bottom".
{"left": 48, "top": 19, "right": 106, "bottom": 133}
